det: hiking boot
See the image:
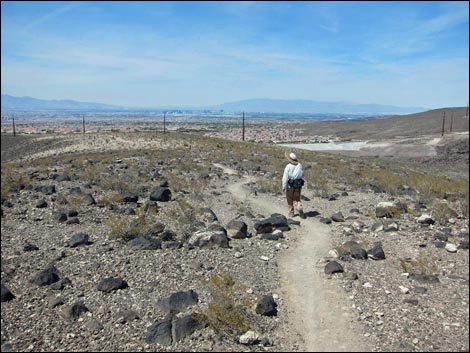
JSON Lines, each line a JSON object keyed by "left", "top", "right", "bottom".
{"left": 298, "top": 208, "right": 306, "bottom": 219}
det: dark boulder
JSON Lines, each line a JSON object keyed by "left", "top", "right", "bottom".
{"left": 324, "top": 261, "right": 344, "bottom": 274}
{"left": 121, "top": 192, "right": 139, "bottom": 203}
{"left": 54, "top": 212, "right": 67, "bottom": 222}
{"left": 254, "top": 213, "right": 290, "bottom": 234}
{"left": 320, "top": 217, "right": 332, "bottom": 224}
{"left": 150, "top": 187, "right": 171, "bottom": 202}
{"left": 97, "top": 277, "right": 128, "bottom": 293}
{"left": 62, "top": 301, "right": 89, "bottom": 320}
{"left": 68, "top": 232, "right": 90, "bottom": 247}
{"left": 367, "top": 242, "right": 386, "bottom": 260}
{"left": 23, "top": 243, "right": 39, "bottom": 252}
{"left": 30, "top": 264, "right": 60, "bottom": 286}
{"left": 226, "top": 219, "right": 248, "bottom": 239}
{"left": 36, "top": 199, "right": 48, "bottom": 208}
{"left": 173, "top": 313, "right": 208, "bottom": 342}
{"left": 255, "top": 295, "right": 278, "bottom": 316}
{"left": 157, "top": 290, "right": 199, "bottom": 314}
{"left": 144, "top": 318, "right": 173, "bottom": 345}
{"left": 1, "top": 285, "right": 15, "bottom": 302}
{"left": 83, "top": 193, "right": 96, "bottom": 205}
{"left": 331, "top": 212, "right": 345, "bottom": 222}
{"left": 128, "top": 236, "right": 162, "bottom": 250}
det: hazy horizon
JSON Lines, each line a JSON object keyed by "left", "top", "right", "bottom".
{"left": 1, "top": 1, "right": 469, "bottom": 109}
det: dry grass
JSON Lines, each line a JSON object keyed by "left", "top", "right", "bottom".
{"left": 204, "top": 271, "right": 256, "bottom": 338}
{"left": 399, "top": 250, "right": 439, "bottom": 276}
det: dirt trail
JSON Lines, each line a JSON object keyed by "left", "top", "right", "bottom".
{"left": 219, "top": 164, "right": 368, "bottom": 352}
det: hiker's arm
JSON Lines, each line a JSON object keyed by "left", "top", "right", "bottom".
{"left": 282, "top": 165, "right": 289, "bottom": 191}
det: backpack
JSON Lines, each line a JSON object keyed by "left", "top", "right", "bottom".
{"left": 288, "top": 178, "right": 304, "bottom": 190}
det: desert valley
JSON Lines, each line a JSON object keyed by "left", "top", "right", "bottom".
{"left": 1, "top": 107, "right": 469, "bottom": 352}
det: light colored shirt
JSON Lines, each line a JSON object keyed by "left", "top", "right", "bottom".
{"left": 282, "top": 162, "right": 304, "bottom": 189}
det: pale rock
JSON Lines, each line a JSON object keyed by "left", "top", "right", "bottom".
{"left": 445, "top": 243, "right": 458, "bottom": 253}
{"left": 399, "top": 285, "right": 410, "bottom": 294}
{"left": 239, "top": 331, "right": 260, "bottom": 345}
{"left": 328, "top": 249, "right": 339, "bottom": 258}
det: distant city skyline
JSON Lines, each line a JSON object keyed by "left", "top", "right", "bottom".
{"left": 1, "top": 1, "right": 469, "bottom": 109}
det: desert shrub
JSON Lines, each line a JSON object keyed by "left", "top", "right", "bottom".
{"left": 78, "top": 164, "right": 103, "bottom": 185}
{"left": 370, "top": 169, "right": 404, "bottom": 195}
{"left": 399, "top": 251, "right": 439, "bottom": 275}
{"left": 105, "top": 207, "right": 153, "bottom": 241}
{"left": 99, "top": 174, "right": 139, "bottom": 194}
{"left": 407, "top": 172, "right": 469, "bottom": 205}
{"left": 255, "top": 177, "right": 279, "bottom": 195}
{"left": 309, "top": 171, "right": 332, "bottom": 198}
{"left": 381, "top": 206, "right": 403, "bottom": 219}
{"left": 204, "top": 271, "right": 255, "bottom": 339}
{"left": 98, "top": 192, "right": 123, "bottom": 206}
{"left": 159, "top": 198, "right": 197, "bottom": 239}
{"left": 431, "top": 201, "right": 458, "bottom": 225}
{"left": 105, "top": 213, "right": 131, "bottom": 240}
{"left": 1, "top": 162, "right": 30, "bottom": 195}
{"left": 458, "top": 197, "right": 469, "bottom": 219}
{"left": 67, "top": 194, "right": 86, "bottom": 209}
{"left": 163, "top": 170, "right": 209, "bottom": 196}
{"left": 55, "top": 192, "right": 69, "bottom": 205}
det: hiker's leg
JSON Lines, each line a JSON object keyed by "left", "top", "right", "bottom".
{"left": 286, "top": 188, "right": 294, "bottom": 216}
{"left": 293, "top": 189, "right": 302, "bottom": 210}
{"left": 294, "top": 189, "right": 306, "bottom": 218}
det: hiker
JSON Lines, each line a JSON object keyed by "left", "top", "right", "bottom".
{"left": 282, "top": 151, "right": 306, "bottom": 218}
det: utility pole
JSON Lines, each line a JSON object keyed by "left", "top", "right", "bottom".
{"left": 242, "top": 111, "right": 245, "bottom": 141}
{"left": 450, "top": 111, "right": 453, "bottom": 133}
{"left": 441, "top": 111, "right": 446, "bottom": 137}
{"left": 12, "top": 113, "right": 16, "bottom": 137}
{"left": 82, "top": 114, "right": 85, "bottom": 133}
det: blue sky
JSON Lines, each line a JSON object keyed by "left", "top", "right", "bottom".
{"left": 1, "top": 1, "right": 469, "bottom": 108}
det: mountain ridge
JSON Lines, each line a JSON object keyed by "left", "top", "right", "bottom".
{"left": 1, "top": 94, "right": 427, "bottom": 114}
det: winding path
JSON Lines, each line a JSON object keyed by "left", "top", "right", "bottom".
{"left": 216, "top": 163, "right": 368, "bottom": 352}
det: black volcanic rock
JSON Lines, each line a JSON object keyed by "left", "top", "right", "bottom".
{"left": 254, "top": 214, "right": 290, "bottom": 234}
{"left": 1, "top": 285, "right": 15, "bottom": 302}
{"left": 324, "top": 261, "right": 344, "bottom": 274}
{"left": 97, "top": 277, "right": 128, "bottom": 292}
{"left": 367, "top": 242, "right": 386, "bottom": 260}
{"left": 150, "top": 187, "right": 171, "bottom": 202}
{"left": 68, "top": 233, "right": 90, "bottom": 247}
{"left": 157, "top": 290, "right": 199, "bottom": 314}
{"left": 255, "top": 295, "right": 278, "bottom": 316}
{"left": 30, "top": 264, "right": 60, "bottom": 286}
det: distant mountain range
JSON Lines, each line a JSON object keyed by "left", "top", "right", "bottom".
{"left": 211, "top": 99, "right": 426, "bottom": 114}
{"left": 1, "top": 94, "right": 427, "bottom": 115}
{"left": 1, "top": 94, "right": 124, "bottom": 111}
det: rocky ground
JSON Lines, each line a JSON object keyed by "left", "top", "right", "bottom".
{"left": 1, "top": 132, "right": 469, "bottom": 352}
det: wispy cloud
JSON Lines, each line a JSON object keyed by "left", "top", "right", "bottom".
{"left": 23, "top": 2, "right": 82, "bottom": 31}
{"left": 372, "top": 2, "right": 468, "bottom": 56}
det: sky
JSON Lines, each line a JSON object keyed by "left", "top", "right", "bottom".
{"left": 1, "top": 1, "right": 469, "bottom": 109}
